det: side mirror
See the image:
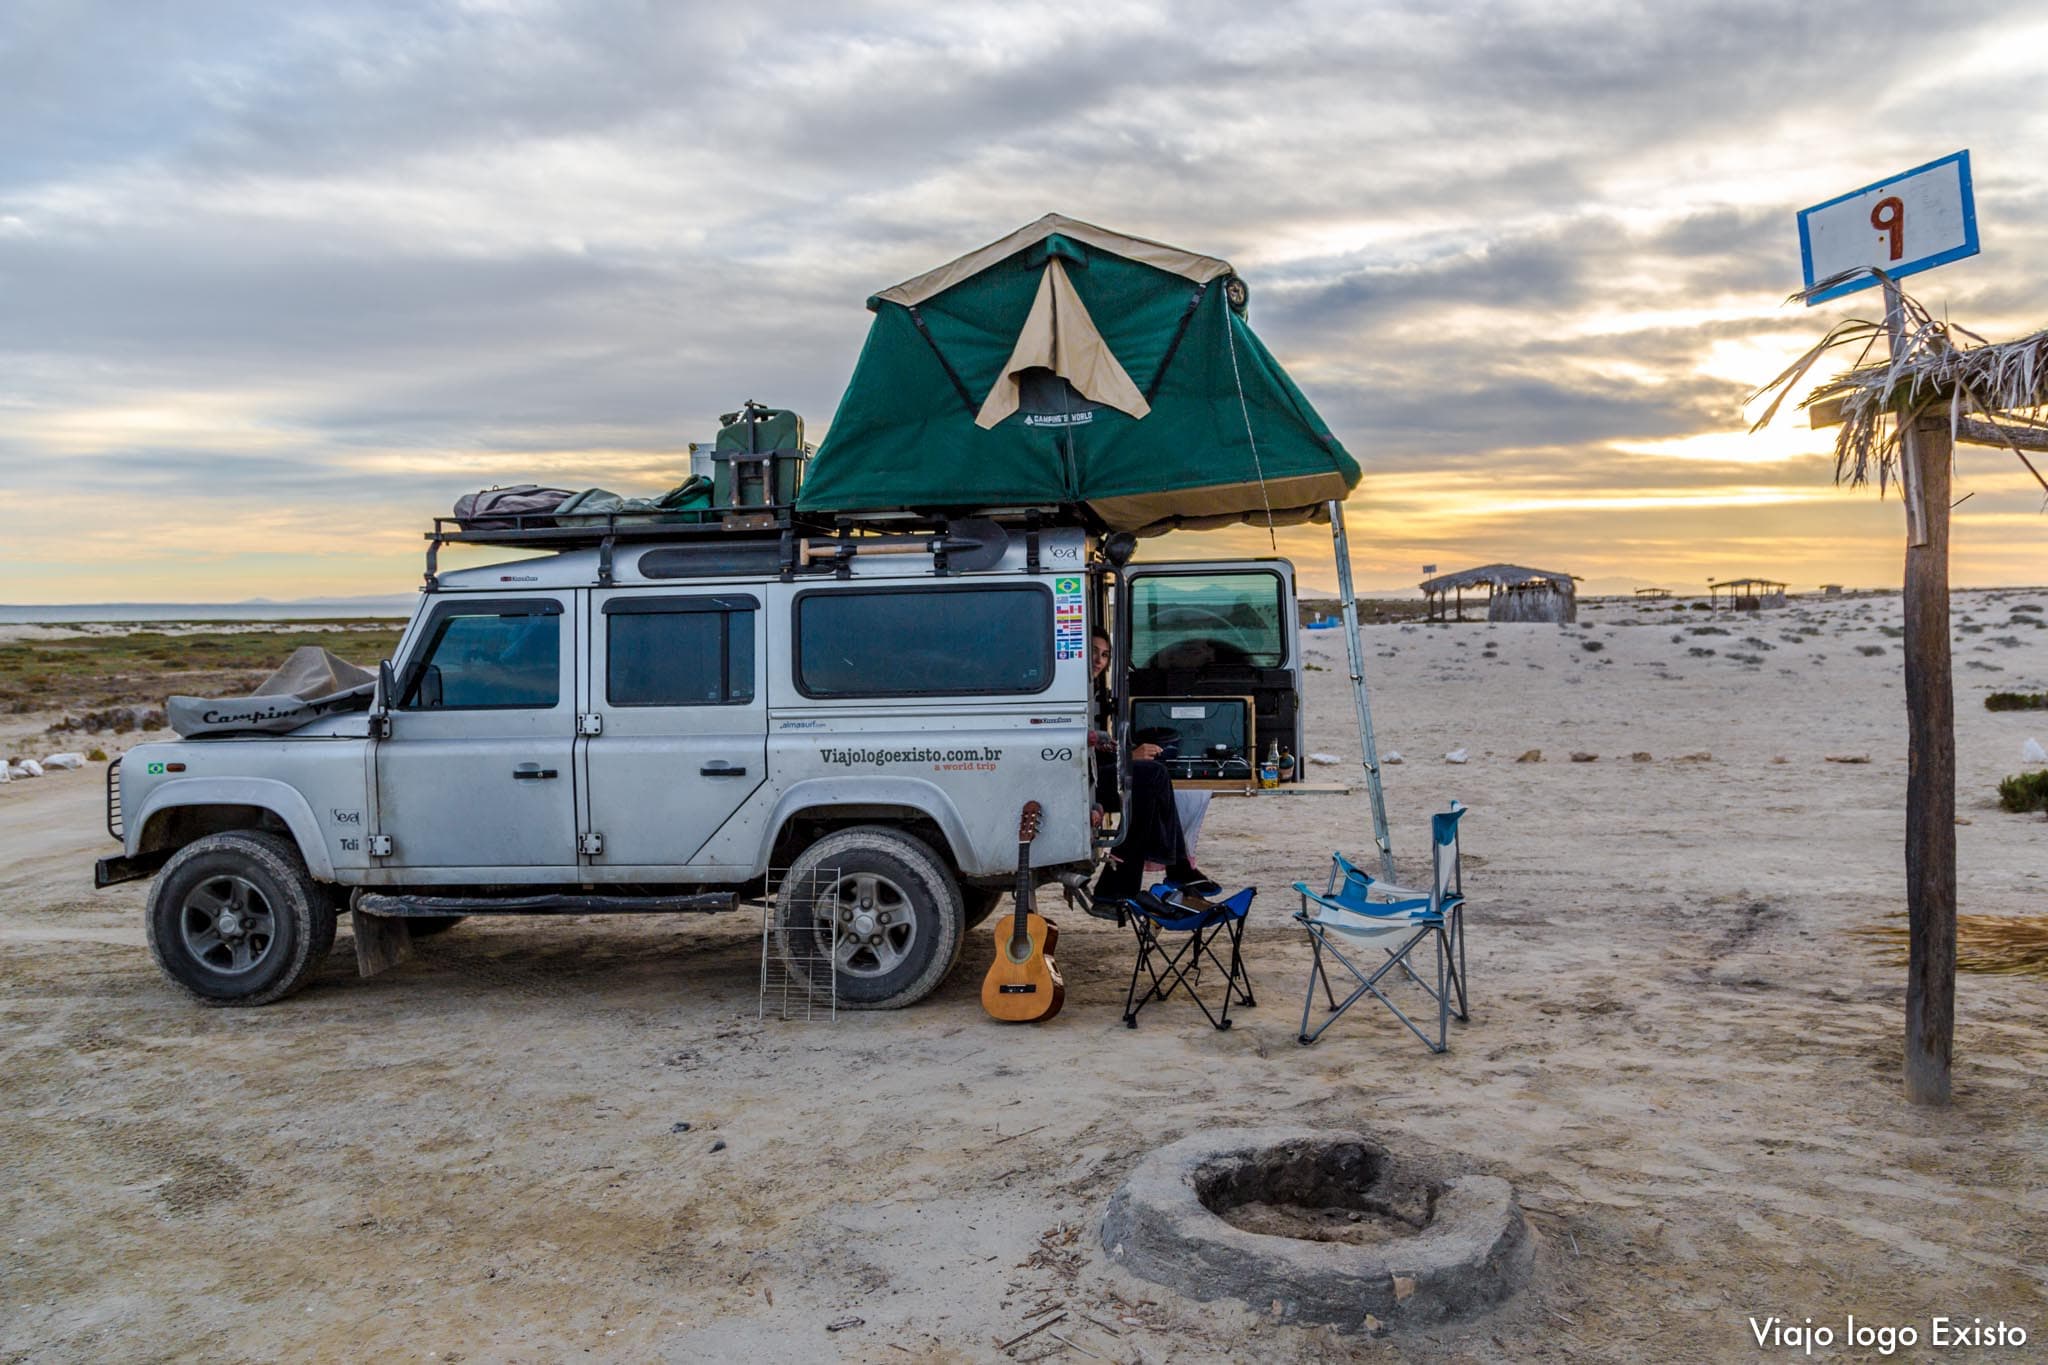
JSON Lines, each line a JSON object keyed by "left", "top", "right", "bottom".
{"left": 372, "top": 660, "right": 395, "bottom": 739}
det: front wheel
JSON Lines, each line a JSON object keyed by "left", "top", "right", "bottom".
{"left": 145, "top": 831, "right": 325, "bottom": 1007}
{"left": 776, "top": 826, "right": 964, "bottom": 1009}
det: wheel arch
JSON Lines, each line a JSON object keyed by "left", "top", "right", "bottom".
{"left": 129, "top": 779, "right": 336, "bottom": 880}
{"left": 762, "top": 778, "right": 976, "bottom": 882}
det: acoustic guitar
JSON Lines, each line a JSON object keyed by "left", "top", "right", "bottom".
{"left": 980, "top": 800, "right": 1065, "bottom": 1022}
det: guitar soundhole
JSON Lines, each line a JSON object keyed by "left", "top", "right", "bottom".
{"left": 999, "top": 984, "right": 1036, "bottom": 994}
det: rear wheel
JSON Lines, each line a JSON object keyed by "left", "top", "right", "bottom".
{"left": 146, "top": 831, "right": 324, "bottom": 1007}
{"left": 776, "top": 826, "right": 964, "bottom": 1009}
{"left": 961, "top": 886, "right": 1006, "bottom": 931}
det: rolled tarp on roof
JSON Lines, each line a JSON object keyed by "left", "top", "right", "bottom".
{"left": 798, "top": 213, "right": 1360, "bottom": 535}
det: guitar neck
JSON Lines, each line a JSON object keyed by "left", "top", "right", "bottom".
{"left": 1010, "top": 838, "right": 1033, "bottom": 948}
{"left": 1008, "top": 800, "right": 1042, "bottom": 954}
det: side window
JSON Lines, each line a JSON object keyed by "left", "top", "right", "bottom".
{"left": 1130, "top": 571, "right": 1286, "bottom": 669}
{"left": 402, "top": 603, "right": 561, "bottom": 710}
{"left": 606, "top": 598, "right": 757, "bottom": 707}
{"left": 795, "top": 587, "right": 1052, "bottom": 698}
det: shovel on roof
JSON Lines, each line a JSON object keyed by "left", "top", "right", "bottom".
{"left": 797, "top": 517, "right": 1010, "bottom": 572}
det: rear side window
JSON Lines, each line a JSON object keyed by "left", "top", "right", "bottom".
{"left": 796, "top": 587, "right": 1053, "bottom": 697}
{"left": 1131, "top": 571, "right": 1286, "bottom": 669}
{"left": 607, "top": 601, "right": 756, "bottom": 707}
{"left": 403, "top": 604, "right": 561, "bottom": 710}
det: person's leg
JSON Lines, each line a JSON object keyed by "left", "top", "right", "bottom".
{"left": 1096, "top": 760, "right": 1207, "bottom": 899}
{"left": 1094, "top": 844, "right": 1144, "bottom": 900}
{"left": 1126, "top": 760, "right": 1186, "bottom": 866}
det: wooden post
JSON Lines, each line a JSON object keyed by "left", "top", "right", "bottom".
{"left": 1884, "top": 280, "right": 1931, "bottom": 547}
{"left": 1901, "top": 412, "right": 1955, "bottom": 1106}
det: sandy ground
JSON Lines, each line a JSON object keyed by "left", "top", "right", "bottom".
{"left": 2, "top": 591, "right": 2045, "bottom": 1363}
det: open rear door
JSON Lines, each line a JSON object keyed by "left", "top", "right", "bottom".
{"left": 1122, "top": 560, "right": 1303, "bottom": 776}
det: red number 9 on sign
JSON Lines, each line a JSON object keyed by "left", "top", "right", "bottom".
{"left": 1870, "top": 196, "right": 1905, "bottom": 261}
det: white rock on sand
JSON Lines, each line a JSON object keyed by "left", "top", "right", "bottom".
{"left": 9, "top": 760, "right": 43, "bottom": 779}
{"left": 1444, "top": 747, "right": 1469, "bottom": 764}
{"left": 2024, "top": 737, "right": 2047, "bottom": 765}
{"left": 41, "top": 753, "right": 86, "bottom": 771}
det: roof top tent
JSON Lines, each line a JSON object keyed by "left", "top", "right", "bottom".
{"left": 799, "top": 214, "right": 1396, "bottom": 874}
{"left": 1419, "top": 564, "right": 1579, "bottom": 624}
{"left": 799, "top": 213, "right": 1357, "bottom": 532}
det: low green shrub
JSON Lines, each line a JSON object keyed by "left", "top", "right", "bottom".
{"left": 1985, "top": 692, "right": 2048, "bottom": 711}
{"left": 1998, "top": 770, "right": 2048, "bottom": 814}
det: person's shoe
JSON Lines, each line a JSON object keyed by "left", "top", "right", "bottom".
{"left": 1178, "top": 877, "right": 1224, "bottom": 899}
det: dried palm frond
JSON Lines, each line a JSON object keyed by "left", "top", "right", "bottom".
{"left": 1749, "top": 268, "right": 2048, "bottom": 496}
{"left": 1854, "top": 913, "right": 2048, "bottom": 979}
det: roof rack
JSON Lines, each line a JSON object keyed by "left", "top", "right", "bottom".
{"left": 424, "top": 505, "right": 829, "bottom": 589}
{"left": 422, "top": 504, "right": 1089, "bottom": 590}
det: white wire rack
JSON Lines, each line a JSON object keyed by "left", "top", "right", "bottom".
{"left": 759, "top": 863, "right": 841, "bottom": 1021}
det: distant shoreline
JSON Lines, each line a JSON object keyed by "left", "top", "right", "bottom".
{"left": 0, "top": 601, "right": 415, "bottom": 625}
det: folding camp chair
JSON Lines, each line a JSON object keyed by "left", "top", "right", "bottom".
{"left": 1292, "top": 803, "right": 1469, "bottom": 1051}
{"left": 1107, "top": 883, "right": 1257, "bottom": 1031}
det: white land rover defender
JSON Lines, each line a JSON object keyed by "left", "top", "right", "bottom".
{"left": 97, "top": 512, "right": 1303, "bottom": 1010}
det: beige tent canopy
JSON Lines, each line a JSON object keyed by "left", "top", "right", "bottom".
{"left": 871, "top": 213, "right": 1235, "bottom": 308}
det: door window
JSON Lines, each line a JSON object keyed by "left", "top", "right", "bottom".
{"left": 1130, "top": 572, "right": 1286, "bottom": 669}
{"left": 402, "top": 602, "right": 561, "bottom": 709}
{"left": 606, "top": 598, "right": 757, "bottom": 707}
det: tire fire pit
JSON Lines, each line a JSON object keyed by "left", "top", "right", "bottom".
{"left": 1102, "top": 1128, "right": 1532, "bottom": 1330}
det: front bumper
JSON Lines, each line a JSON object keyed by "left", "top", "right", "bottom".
{"left": 94, "top": 850, "right": 169, "bottom": 889}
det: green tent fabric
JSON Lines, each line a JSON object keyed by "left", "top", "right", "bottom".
{"left": 798, "top": 214, "right": 1360, "bottom": 535}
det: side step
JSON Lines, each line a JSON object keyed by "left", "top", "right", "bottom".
{"left": 355, "top": 891, "right": 741, "bottom": 916}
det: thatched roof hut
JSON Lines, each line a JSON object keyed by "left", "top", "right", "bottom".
{"left": 1420, "top": 564, "right": 1578, "bottom": 623}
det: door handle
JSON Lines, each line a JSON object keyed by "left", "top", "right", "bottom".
{"left": 513, "top": 767, "right": 559, "bottom": 780}
{"left": 700, "top": 763, "right": 748, "bottom": 777}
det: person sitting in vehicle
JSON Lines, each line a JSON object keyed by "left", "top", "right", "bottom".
{"left": 1090, "top": 631, "right": 1219, "bottom": 904}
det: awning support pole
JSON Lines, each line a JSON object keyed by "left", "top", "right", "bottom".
{"left": 1328, "top": 500, "right": 1396, "bottom": 880}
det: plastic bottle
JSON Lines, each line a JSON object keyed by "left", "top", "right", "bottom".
{"left": 1277, "top": 745, "right": 1296, "bottom": 784}
{"left": 1260, "top": 740, "right": 1280, "bottom": 788}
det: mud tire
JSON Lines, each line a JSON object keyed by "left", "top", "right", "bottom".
{"left": 145, "top": 831, "right": 324, "bottom": 1007}
{"left": 777, "top": 826, "right": 964, "bottom": 1009}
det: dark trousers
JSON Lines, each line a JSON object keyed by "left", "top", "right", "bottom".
{"left": 1095, "top": 759, "right": 1199, "bottom": 899}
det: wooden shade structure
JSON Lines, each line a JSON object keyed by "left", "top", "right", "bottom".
{"left": 1753, "top": 270, "right": 2048, "bottom": 1107}
{"left": 1419, "top": 564, "right": 1578, "bottom": 623}
{"left": 1707, "top": 577, "right": 1788, "bottom": 611}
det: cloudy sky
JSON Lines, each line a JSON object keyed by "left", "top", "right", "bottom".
{"left": 4, "top": 0, "right": 2045, "bottom": 604}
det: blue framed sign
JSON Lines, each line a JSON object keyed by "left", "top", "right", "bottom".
{"left": 1797, "top": 150, "right": 1978, "bottom": 306}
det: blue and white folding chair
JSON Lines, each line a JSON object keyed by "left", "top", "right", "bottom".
{"left": 1292, "top": 803, "right": 1468, "bottom": 1051}
{"left": 1109, "top": 883, "right": 1257, "bottom": 1031}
